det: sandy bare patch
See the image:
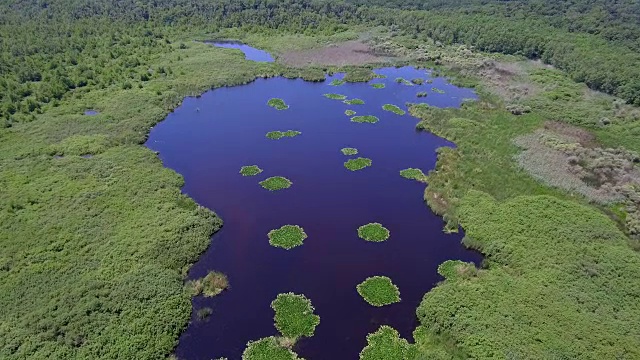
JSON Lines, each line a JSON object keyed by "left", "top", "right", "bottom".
{"left": 279, "top": 40, "right": 390, "bottom": 67}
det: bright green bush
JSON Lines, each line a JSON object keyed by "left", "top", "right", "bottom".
{"left": 359, "top": 326, "right": 415, "bottom": 360}
{"left": 356, "top": 276, "right": 401, "bottom": 307}
{"left": 399, "top": 168, "right": 426, "bottom": 181}
{"left": 242, "top": 337, "right": 302, "bottom": 360}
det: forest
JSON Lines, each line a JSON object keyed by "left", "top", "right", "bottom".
{"left": 1, "top": 0, "right": 640, "bottom": 359}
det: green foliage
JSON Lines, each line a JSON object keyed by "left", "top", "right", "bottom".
{"left": 417, "top": 192, "right": 640, "bottom": 359}
{"left": 437, "top": 260, "right": 477, "bottom": 281}
{"left": 344, "top": 68, "right": 375, "bottom": 82}
{"left": 399, "top": 168, "right": 426, "bottom": 181}
{"left": 268, "top": 225, "right": 308, "bottom": 250}
{"left": 240, "top": 165, "right": 263, "bottom": 176}
{"left": 271, "top": 293, "right": 320, "bottom": 339}
{"left": 395, "top": 77, "right": 413, "bottom": 86}
{"left": 345, "top": 109, "right": 357, "bottom": 116}
{"left": 344, "top": 98, "right": 365, "bottom": 105}
{"left": 51, "top": 134, "right": 110, "bottom": 156}
{"left": 371, "top": 83, "right": 385, "bottom": 89}
{"left": 266, "top": 130, "right": 301, "bottom": 140}
{"left": 323, "top": 93, "right": 347, "bottom": 100}
{"left": 382, "top": 104, "right": 406, "bottom": 115}
{"left": 341, "top": 147, "right": 358, "bottom": 156}
{"left": 268, "top": 98, "right": 289, "bottom": 110}
{"left": 356, "top": 276, "right": 400, "bottom": 307}
{"left": 431, "top": 87, "right": 445, "bottom": 94}
{"left": 357, "top": 222, "right": 390, "bottom": 242}
{"left": 351, "top": 115, "right": 379, "bottom": 124}
{"left": 344, "top": 157, "right": 372, "bottom": 171}
{"left": 259, "top": 176, "right": 293, "bottom": 191}
{"left": 242, "top": 337, "right": 302, "bottom": 360}
{"left": 329, "top": 79, "right": 345, "bottom": 86}
{"left": 359, "top": 326, "right": 415, "bottom": 360}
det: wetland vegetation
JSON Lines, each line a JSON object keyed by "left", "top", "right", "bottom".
{"left": 268, "top": 225, "right": 308, "bottom": 250}
{"left": 3, "top": 0, "right": 640, "bottom": 359}
{"left": 351, "top": 115, "right": 379, "bottom": 124}
{"left": 271, "top": 293, "right": 320, "bottom": 340}
{"left": 344, "top": 157, "right": 373, "bottom": 171}
{"left": 345, "top": 109, "right": 357, "bottom": 116}
{"left": 357, "top": 223, "right": 390, "bottom": 242}
{"left": 266, "top": 130, "right": 302, "bottom": 140}
{"left": 356, "top": 276, "right": 401, "bottom": 307}
{"left": 399, "top": 168, "right": 427, "bottom": 181}
{"left": 382, "top": 104, "right": 406, "bottom": 115}
{"left": 323, "top": 93, "right": 347, "bottom": 100}
{"left": 259, "top": 176, "right": 293, "bottom": 191}
{"left": 341, "top": 147, "right": 359, "bottom": 156}
{"left": 344, "top": 98, "right": 365, "bottom": 105}
{"left": 240, "top": 165, "right": 264, "bottom": 176}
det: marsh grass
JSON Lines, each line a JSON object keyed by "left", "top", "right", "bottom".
{"left": 400, "top": 168, "right": 427, "bottom": 181}
{"left": 356, "top": 276, "right": 401, "bottom": 307}
{"left": 341, "top": 147, "right": 358, "bottom": 156}
{"left": 359, "top": 326, "right": 415, "bottom": 360}
{"left": 259, "top": 176, "right": 292, "bottom": 191}
{"left": 324, "top": 93, "right": 347, "bottom": 100}
{"left": 242, "top": 337, "right": 302, "bottom": 360}
{"left": 437, "top": 260, "right": 478, "bottom": 281}
{"left": 344, "top": 98, "right": 365, "bottom": 105}
{"left": 268, "top": 98, "right": 289, "bottom": 110}
{"left": 383, "top": 104, "right": 406, "bottom": 115}
{"left": 371, "top": 83, "right": 385, "bottom": 89}
{"left": 240, "top": 165, "right": 263, "bottom": 176}
{"left": 266, "top": 130, "right": 301, "bottom": 140}
{"left": 268, "top": 225, "right": 308, "bottom": 250}
{"left": 345, "top": 157, "right": 372, "bottom": 171}
{"left": 345, "top": 109, "right": 357, "bottom": 116}
{"left": 271, "top": 293, "right": 320, "bottom": 339}
{"left": 329, "top": 79, "right": 345, "bottom": 86}
{"left": 357, "top": 223, "right": 390, "bottom": 242}
{"left": 351, "top": 115, "right": 379, "bottom": 124}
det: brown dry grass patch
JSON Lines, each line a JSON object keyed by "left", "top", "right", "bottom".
{"left": 279, "top": 40, "right": 391, "bottom": 67}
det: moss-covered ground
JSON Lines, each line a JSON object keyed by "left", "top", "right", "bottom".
{"left": 268, "top": 225, "right": 308, "bottom": 250}
{"left": 344, "top": 157, "right": 372, "bottom": 171}
{"left": 357, "top": 222, "right": 390, "bottom": 242}
{"left": 259, "top": 176, "right": 293, "bottom": 191}
{"left": 356, "top": 276, "right": 401, "bottom": 307}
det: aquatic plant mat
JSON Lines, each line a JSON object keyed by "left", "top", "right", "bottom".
{"left": 399, "top": 168, "right": 426, "bottom": 181}
{"left": 259, "top": 176, "right": 293, "bottom": 191}
{"left": 344, "top": 157, "right": 372, "bottom": 171}
{"left": 357, "top": 222, "right": 390, "bottom": 242}
{"left": 360, "top": 326, "right": 415, "bottom": 360}
{"left": 268, "top": 225, "right": 308, "bottom": 249}
{"left": 242, "top": 337, "right": 302, "bottom": 360}
{"left": 323, "top": 93, "right": 347, "bottom": 100}
{"left": 357, "top": 276, "right": 401, "bottom": 307}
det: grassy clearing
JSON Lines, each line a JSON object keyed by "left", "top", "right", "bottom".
{"left": 240, "top": 165, "right": 263, "bottom": 176}
{"left": 359, "top": 326, "right": 415, "bottom": 360}
{"left": 382, "top": 104, "right": 406, "bottom": 115}
{"left": 345, "top": 109, "right": 357, "bottom": 116}
{"left": 351, "top": 115, "right": 379, "bottom": 124}
{"left": 344, "top": 157, "right": 372, "bottom": 171}
{"left": 371, "top": 83, "right": 385, "bottom": 89}
{"left": 431, "top": 87, "right": 445, "bottom": 94}
{"left": 259, "top": 176, "right": 292, "bottom": 191}
{"left": 268, "top": 98, "right": 289, "bottom": 110}
{"left": 271, "top": 293, "right": 320, "bottom": 339}
{"left": 344, "top": 98, "right": 365, "bottom": 105}
{"left": 399, "top": 168, "right": 426, "bottom": 181}
{"left": 242, "top": 337, "right": 302, "bottom": 360}
{"left": 266, "top": 130, "right": 301, "bottom": 140}
{"left": 268, "top": 225, "right": 308, "bottom": 250}
{"left": 324, "top": 93, "right": 347, "bottom": 100}
{"left": 357, "top": 222, "right": 390, "bottom": 242}
{"left": 329, "top": 79, "right": 345, "bottom": 86}
{"left": 341, "top": 147, "right": 358, "bottom": 156}
{"left": 356, "top": 276, "right": 400, "bottom": 307}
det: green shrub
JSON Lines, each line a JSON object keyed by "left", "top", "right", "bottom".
{"left": 271, "top": 293, "right": 320, "bottom": 339}
{"left": 356, "top": 276, "right": 401, "bottom": 307}
{"left": 371, "top": 83, "right": 385, "bottom": 89}
{"left": 399, "top": 168, "right": 426, "bottom": 181}
{"left": 411, "top": 78, "right": 424, "bottom": 85}
{"left": 259, "top": 176, "right": 292, "bottom": 191}
{"left": 395, "top": 77, "right": 413, "bottom": 85}
{"left": 242, "top": 337, "right": 302, "bottom": 360}
{"left": 357, "top": 223, "right": 390, "bottom": 242}
{"left": 344, "top": 68, "right": 375, "bottom": 82}
{"left": 268, "top": 225, "right": 307, "bottom": 250}
{"left": 344, "top": 157, "right": 372, "bottom": 171}
{"left": 416, "top": 92, "right": 428, "bottom": 98}
{"left": 329, "top": 79, "right": 345, "bottom": 86}
{"left": 431, "top": 87, "right": 445, "bottom": 94}
{"left": 345, "top": 109, "right": 357, "bottom": 116}
{"left": 359, "top": 326, "right": 415, "bottom": 360}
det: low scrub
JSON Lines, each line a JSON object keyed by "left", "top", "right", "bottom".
{"left": 242, "top": 337, "right": 302, "bottom": 360}
{"left": 359, "top": 326, "right": 415, "bottom": 360}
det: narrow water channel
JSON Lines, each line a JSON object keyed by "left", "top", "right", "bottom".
{"left": 146, "top": 65, "right": 481, "bottom": 359}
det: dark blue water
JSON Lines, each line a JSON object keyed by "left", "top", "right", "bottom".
{"left": 205, "top": 41, "right": 275, "bottom": 62}
{"left": 84, "top": 110, "right": 99, "bottom": 115}
{"left": 146, "top": 66, "right": 480, "bottom": 360}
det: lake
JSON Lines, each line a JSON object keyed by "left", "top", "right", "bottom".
{"left": 146, "top": 65, "right": 481, "bottom": 359}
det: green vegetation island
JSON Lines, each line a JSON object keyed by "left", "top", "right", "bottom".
{"left": 266, "top": 130, "right": 302, "bottom": 140}
{"left": 382, "top": 104, "right": 406, "bottom": 115}
{"left": 357, "top": 222, "right": 390, "bottom": 242}
{"left": 3, "top": 0, "right": 640, "bottom": 359}
{"left": 344, "top": 157, "right": 373, "bottom": 171}
{"left": 268, "top": 225, "right": 308, "bottom": 249}
{"left": 356, "top": 276, "right": 401, "bottom": 306}
{"left": 240, "top": 165, "right": 263, "bottom": 176}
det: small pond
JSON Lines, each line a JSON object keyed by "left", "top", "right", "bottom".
{"left": 146, "top": 64, "right": 480, "bottom": 359}
{"left": 205, "top": 40, "right": 275, "bottom": 62}
{"left": 84, "top": 109, "right": 99, "bottom": 116}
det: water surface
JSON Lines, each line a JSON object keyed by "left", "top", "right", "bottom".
{"left": 205, "top": 41, "right": 274, "bottom": 62}
{"left": 146, "top": 67, "right": 480, "bottom": 359}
